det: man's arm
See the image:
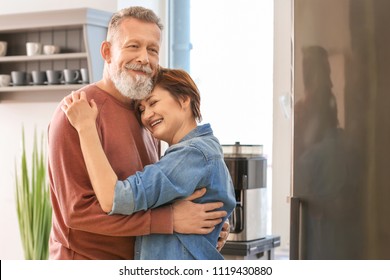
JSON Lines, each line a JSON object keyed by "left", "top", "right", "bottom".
{"left": 62, "top": 92, "right": 117, "bottom": 213}
{"left": 49, "top": 93, "right": 171, "bottom": 237}
{"left": 172, "top": 188, "right": 230, "bottom": 248}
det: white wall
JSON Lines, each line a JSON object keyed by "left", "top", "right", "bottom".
{"left": 272, "top": 0, "right": 293, "bottom": 257}
{"left": 0, "top": 0, "right": 118, "bottom": 260}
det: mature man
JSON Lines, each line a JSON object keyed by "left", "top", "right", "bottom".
{"left": 48, "top": 6, "right": 227, "bottom": 260}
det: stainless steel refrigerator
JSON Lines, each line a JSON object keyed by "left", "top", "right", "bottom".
{"left": 290, "top": 0, "right": 390, "bottom": 259}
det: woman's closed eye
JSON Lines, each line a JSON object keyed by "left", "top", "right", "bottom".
{"left": 149, "top": 100, "right": 158, "bottom": 106}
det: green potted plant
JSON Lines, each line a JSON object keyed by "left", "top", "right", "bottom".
{"left": 15, "top": 128, "right": 52, "bottom": 260}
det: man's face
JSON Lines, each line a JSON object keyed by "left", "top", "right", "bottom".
{"left": 108, "top": 18, "right": 161, "bottom": 100}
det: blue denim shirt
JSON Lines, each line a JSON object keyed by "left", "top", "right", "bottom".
{"left": 110, "top": 123, "right": 236, "bottom": 259}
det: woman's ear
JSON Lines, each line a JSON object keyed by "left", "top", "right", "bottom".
{"left": 101, "top": 41, "right": 111, "bottom": 63}
{"left": 180, "top": 96, "right": 191, "bottom": 109}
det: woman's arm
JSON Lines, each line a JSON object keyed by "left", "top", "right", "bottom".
{"left": 111, "top": 144, "right": 210, "bottom": 215}
{"left": 61, "top": 91, "right": 117, "bottom": 212}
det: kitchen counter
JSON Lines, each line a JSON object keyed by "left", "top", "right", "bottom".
{"left": 221, "top": 235, "right": 281, "bottom": 260}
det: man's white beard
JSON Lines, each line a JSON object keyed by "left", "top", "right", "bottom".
{"left": 112, "top": 67, "right": 153, "bottom": 100}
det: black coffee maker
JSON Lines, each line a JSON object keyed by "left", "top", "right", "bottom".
{"left": 222, "top": 142, "right": 268, "bottom": 241}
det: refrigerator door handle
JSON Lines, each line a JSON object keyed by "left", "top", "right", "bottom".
{"left": 290, "top": 196, "right": 301, "bottom": 260}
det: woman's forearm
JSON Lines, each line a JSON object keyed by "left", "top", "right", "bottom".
{"left": 77, "top": 124, "right": 118, "bottom": 212}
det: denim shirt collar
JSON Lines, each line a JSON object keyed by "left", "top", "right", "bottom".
{"left": 179, "top": 123, "right": 213, "bottom": 143}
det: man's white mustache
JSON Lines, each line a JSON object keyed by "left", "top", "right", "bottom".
{"left": 125, "top": 64, "right": 153, "bottom": 74}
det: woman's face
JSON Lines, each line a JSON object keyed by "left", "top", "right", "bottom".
{"left": 139, "top": 86, "right": 195, "bottom": 145}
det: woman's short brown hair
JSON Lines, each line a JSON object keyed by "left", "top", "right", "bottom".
{"left": 134, "top": 67, "right": 202, "bottom": 123}
{"left": 153, "top": 67, "right": 202, "bottom": 122}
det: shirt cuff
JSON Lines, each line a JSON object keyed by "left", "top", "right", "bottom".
{"left": 150, "top": 205, "right": 173, "bottom": 234}
{"left": 109, "top": 180, "right": 135, "bottom": 215}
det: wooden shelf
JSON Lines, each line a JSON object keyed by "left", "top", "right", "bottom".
{"left": 0, "top": 84, "right": 85, "bottom": 92}
{"left": 0, "top": 8, "right": 111, "bottom": 32}
{"left": 0, "top": 8, "right": 112, "bottom": 101}
{"left": 0, "top": 52, "right": 88, "bottom": 63}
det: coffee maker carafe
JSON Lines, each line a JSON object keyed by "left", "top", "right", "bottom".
{"left": 222, "top": 142, "right": 268, "bottom": 241}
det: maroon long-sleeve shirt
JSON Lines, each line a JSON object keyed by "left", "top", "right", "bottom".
{"left": 48, "top": 84, "right": 172, "bottom": 259}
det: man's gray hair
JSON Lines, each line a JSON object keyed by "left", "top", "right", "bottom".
{"left": 107, "top": 6, "right": 163, "bottom": 41}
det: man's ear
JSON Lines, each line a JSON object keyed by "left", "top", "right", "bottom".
{"left": 101, "top": 41, "right": 111, "bottom": 63}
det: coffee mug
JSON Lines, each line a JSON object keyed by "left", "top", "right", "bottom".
{"left": 11, "top": 71, "right": 27, "bottom": 86}
{"left": 63, "top": 69, "right": 80, "bottom": 84}
{"left": 43, "top": 45, "right": 60, "bottom": 55}
{"left": 0, "top": 41, "right": 7, "bottom": 57}
{"left": 26, "top": 42, "right": 42, "bottom": 56}
{"left": 31, "top": 70, "right": 47, "bottom": 85}
{"left": 46, "top": 70, "right": 63, "bottom": 85}
{"left": 80, "top": 68, "right": 89, "bottom": 84}
{"left": 0, "top": 74, "right": 11, "bottom": 87}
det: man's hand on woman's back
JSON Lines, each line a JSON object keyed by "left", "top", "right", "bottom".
{"left": 172, "top": 188, "right": 227, "bottom": 234}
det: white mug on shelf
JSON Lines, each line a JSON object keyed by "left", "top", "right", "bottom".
{"left": 43, "top": 45, "right": 60, "bottom": 55}
{"left": 0, "top": 74, "right": 11, "bottom": 87}
{"left": 0, "top": 41, "right": 7, "bottom": 56}
{"left": 26, "top": 42, "right": 42, "bottom": 56}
